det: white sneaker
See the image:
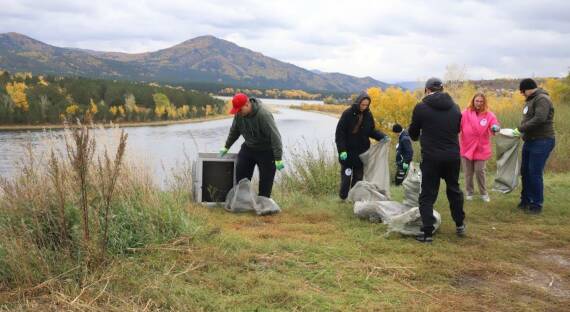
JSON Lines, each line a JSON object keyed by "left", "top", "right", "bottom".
{"left": 465, "top": 194, "right": 473, "bottom": 201}
{"left": 481, "top": 194, "right": 490, "bottom": 202}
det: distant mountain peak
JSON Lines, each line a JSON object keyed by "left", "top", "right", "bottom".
{"left": 0, "top": 32, "right": 392, "bottom": 92}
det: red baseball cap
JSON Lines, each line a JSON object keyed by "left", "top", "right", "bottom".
{"left": 230, "top": 93, "right": 248, "bottom": 114}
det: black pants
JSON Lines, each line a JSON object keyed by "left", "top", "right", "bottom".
{"left": 339, "top": 164, "right": 364, "bottom": 200}
{"left": 419, "top": 158, "right": 464, "bottom": 235}
{"left": 236, "top": 145, "right": 276, "bottom": 198}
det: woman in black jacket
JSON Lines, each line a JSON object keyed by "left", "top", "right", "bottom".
{"left": 335, "top": 92, "right": 388, "bottom": 199}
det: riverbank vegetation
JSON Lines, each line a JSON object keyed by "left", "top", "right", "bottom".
{"left": 0, "top": 71, "right": 227, "bottom": 126}
{"left": 1, "top": 72, "right": 569, "bottom": 310}
{"left": 0, "top": 129, "right": 568, "bottom": 310}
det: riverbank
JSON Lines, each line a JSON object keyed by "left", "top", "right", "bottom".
{"left": 0, "top": 114, "right": 232, "bottom": 131}
{"left": 1, "top": 139, "right": 568, "bottom": 310}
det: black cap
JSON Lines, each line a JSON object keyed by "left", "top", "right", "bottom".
{"left": 392, "top": 123, "right": 403, "bottom": 133}
{"left": 425, "top": 77, "right": 443, "bottom": 91}
{"left": 519, "top": 78, "right": 538, "bottom": 91}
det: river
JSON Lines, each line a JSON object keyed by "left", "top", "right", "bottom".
{"left": 0, "top": 98, "right": 340, "bottom": 182}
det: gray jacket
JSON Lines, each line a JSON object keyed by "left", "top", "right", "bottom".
{"left": 519, "top": 88, "right": 555, "bottom": 141}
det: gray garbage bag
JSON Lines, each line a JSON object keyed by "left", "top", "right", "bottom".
{"left": 255, "top": 196, "right": 281, "bottom": 216}
{"left": 224, "top": 178, "right": 257, "bottom": 213}
{"left": 353, "top": 200, "right": 441, "bottom": 236}
{"left": 353, "top": 201, "right": 408, "bottom": 223}
{"left": 492, "top": 129, "right": 522, "bottom": 193}
{"left": 359, "top": 142, "right": 391, "bottom": 198}
{"left": 225, "top": 178, "right": 281, "bottom": 215}
{"left": 347, "top": 181, "right": 389, "bottom": 202}
{"left": 386, "top": 207, "right": 442, "bottom": 236}
{"left": 402, "top": 162, "right": 421, "bottom": 207}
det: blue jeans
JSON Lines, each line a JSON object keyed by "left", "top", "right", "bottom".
{"left": 520, "top": 138, "right": 555, "bottom": 210}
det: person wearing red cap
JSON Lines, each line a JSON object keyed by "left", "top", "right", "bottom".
{"left": 219, "top": 93, "right": 284, "bottom": 198}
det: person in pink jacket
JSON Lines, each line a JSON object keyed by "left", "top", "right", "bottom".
{"left": 460, "top": 93, "right": 500, "bottom": 202}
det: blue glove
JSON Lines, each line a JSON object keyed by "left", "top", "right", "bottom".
{"left": 219, "top": 147, "right": 228, "bottom": 157}
{"left": 512, "top": 128, "right": 521, "bottom": 137}
{"left": 339, "top": 151, "right": 348, "bottom": 161}
{"left": 402, "top": 163, "right": 409, "bottom": 171}
{"left": 275, "top": 160, "right": 285, "bottom": 171}
{"left": 380, "top": 136, "right": 391, "bottom": 143}
{"left": 491, "top": 124, "right": 500, "bottom": 133}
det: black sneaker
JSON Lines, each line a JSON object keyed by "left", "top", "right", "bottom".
{"left": 456, "top": 224, "right": 466, "bottom": 237}
{"left": 525, "top": 205, "right": 542, "bottom": 215}
{"left": 415, "top": 234, "right": 433, "bottom": 243}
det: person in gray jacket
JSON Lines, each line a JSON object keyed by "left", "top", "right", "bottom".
{"left": 513, "top": 78, "right": 555, "bottom": 214}
{"left": 220, "top": 93, "right": 284, "bottom": 198}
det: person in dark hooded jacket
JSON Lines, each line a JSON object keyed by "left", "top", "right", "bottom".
{"left": 392, "top": 123, "right": 413, "bottom": 185}
{"left": 335, "top": 92, "right": 389, "bottom": 200}
{"left": 408, "top": 78, "right": 465, "bottom": 243}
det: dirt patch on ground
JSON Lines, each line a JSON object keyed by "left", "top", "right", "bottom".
{"left": 535, "top": 249, "right": 570, "bottom": 269}
{"left": 510, "top": 267, "right": 570, "bottom": 298}
{"left": 509, "top": 249, "right": 570, "bottom": 299}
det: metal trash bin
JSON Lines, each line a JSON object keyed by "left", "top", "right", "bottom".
{"left": 192, "top": 152, "right": 237, "bottom": 204}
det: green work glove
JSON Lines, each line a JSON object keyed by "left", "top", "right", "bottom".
{"left": 402, "top": 163, "right": 409, "bottom": 171}
{"left": 512, "top": 128, "right": 521, "bottom": 137}
{"left": 219, "top": 147, "right": 228, "bottom": 157}
{"left": 275, "top": 160, "right": 285, "bottom": 171}
{"left": 339, "top": 151, "right": 348, "bottom": 161}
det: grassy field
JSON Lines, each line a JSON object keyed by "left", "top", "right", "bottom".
{"left": 1, "top": 93, "right": 569, "bottom": 310}
{"left": 1, "top": 168, "right": 569, "bottom": 310}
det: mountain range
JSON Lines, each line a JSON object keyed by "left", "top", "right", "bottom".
{"left": 0, "top": 32, "right": 391, "bottom": 93}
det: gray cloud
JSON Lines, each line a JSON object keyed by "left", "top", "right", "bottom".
{"left": 0, "top": 0, "right": 568, "bottom": 82}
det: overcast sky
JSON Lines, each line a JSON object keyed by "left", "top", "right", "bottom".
{"left": 1, "top": 0, "right": 569, "bottom": 82}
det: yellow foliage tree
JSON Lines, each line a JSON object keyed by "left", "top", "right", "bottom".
{"left": 153, "top": 93, "right": 171, "bottom": 120}
{"left": 6, "top": 82, "right": 29, "bottom": 112}
{"left": 367, "top": 86, "right": 418, "bottom": 136}
{"left": 65, "top": 104, "right": 80, "bottom": 117}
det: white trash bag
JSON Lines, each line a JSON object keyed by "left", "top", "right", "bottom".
{"left": 225, "top": 178, "right": 281, "bottom": 215}
{"left": 347, "top": 181, "right": 389, "bottom": 202}
{"left": 386, "top": 207, "right": 442, "bottom": 236}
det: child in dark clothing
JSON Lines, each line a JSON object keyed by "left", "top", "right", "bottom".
{"left": 392, "top": 123, "right": 414, "bottom": 185}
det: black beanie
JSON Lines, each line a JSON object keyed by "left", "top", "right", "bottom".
{"left": 519, "top": 78, "right": 538, "bottom": 91}
{"left": 392, "top": 123, "right": 403, "bottom": 133}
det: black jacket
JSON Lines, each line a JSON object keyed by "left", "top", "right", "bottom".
{"left": 396, "top": 129, "right": 413, "bottom": 164}
{"left": 335, "top": 92, "right": 386, "bottom": 168}
{"left": 408, "top": 92, "right": 462, "bottom": 161}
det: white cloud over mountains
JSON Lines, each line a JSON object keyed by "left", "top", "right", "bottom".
{"left": 1, "top": 0, "right": 569, "bottom": 82}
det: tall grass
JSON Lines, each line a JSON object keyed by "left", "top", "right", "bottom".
{"left": 278, "top": 143, "right": 340, "bottom": 197}
{"left": 0, "top": 126, "right": 196, "bottom": 290}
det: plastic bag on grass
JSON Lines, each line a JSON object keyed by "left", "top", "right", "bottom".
{"left": 354, "top": 201, "right": 411, "bottom": 223}
{"left": 255, "top": 196, "right": 281, "bottom": 216}
{"left": 385, "top": 207, "right": 441, "bottom": 236}
{"left": 347, "top": 181, "right": 389, "bottom": 202}
{"left": 225, "top": 178, "right": 281, "bottom": 215}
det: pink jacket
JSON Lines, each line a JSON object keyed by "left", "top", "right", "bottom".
{"left": 460, "top": 109, "right": 499, "bottom": 161}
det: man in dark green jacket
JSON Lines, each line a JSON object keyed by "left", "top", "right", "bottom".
{"left": 220, "top": 93, "right": 284, "bottom": 198}
{"left": 513, "top": 78, "right": 555, "bottom": 214}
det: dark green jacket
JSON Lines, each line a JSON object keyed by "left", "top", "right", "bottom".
{"left": 225, "top": 98, "right": 283, "bottom": 160}
{"left": 519, "top": 89, "right": 555, "bottom": 141}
